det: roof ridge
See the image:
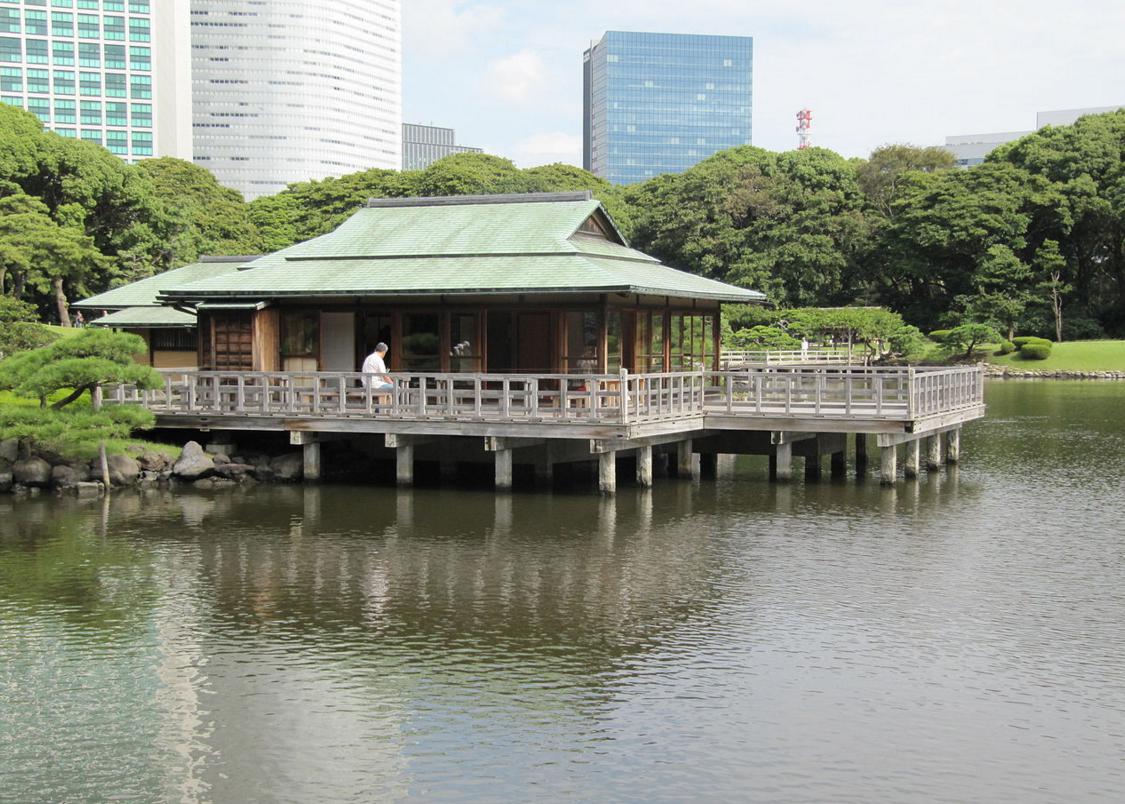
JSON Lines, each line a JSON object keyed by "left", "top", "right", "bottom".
{"left": 365, "top": 192, "right": 593, "bottom": 208}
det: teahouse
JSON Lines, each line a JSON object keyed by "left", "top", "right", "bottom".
{"left": 73, "top": 256, "right": 256, "bottom": 369}
{"left": 154, "top": 192, "right": 765, "bottom": 375}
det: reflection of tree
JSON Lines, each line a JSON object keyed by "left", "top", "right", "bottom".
{"left": 0, "top": 495, "right": 159, "bottom": 632}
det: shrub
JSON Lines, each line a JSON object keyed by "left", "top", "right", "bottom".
{"left": 729, "top": 325, "right": 800, "bottom": 351}
{"left": 1062, "top": 317, "right": 1105, "bottom": 341}
{"left": 1012, "top": 336, "right": 1052, "bottom": 349}
{"left": 996, "top": 340, "right": 1016, "bottom": 355}
{"left": 929, "top": 329, "right": 952, "bottom": 343}
{"left": 1020, "top": 343, "right": 1052, "bottom": 360}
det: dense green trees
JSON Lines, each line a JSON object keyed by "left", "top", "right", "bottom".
{"left": 2, "top": 101, "right": 1122, "bottom": 340}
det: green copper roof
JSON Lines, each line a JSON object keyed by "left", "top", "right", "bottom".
{"left": 74, "top": 257, "right": 255, "bottom": 310}
{"left": 89, "top": 306, "right": 196, "bottom": 328}
{"left": 156, "top": 195, "right": 765, "bottom": 304}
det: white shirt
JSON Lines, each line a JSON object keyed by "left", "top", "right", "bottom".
{"left": 362, "top": 352, "right": 388, "bottom": 377}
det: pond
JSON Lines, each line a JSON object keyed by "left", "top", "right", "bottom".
{"left": 1, "top": 381, "right": 1123, "bottom": 802}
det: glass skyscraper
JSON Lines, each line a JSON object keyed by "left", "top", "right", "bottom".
{"left": 0, "top": 0, "right": 191, "bottom": 161}
{"left": 583, "top": 31, "right": 753, "bottom": 185}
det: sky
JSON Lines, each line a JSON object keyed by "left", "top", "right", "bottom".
{"left": 402, "top": 0, "right": 1124, "bottom": 168}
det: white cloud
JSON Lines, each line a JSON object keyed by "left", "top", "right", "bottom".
{"left": 485, "top": 50, "right": 547, "bottom": 103}
{"left": 511, "top": 132, "right": 584, "bottom": 167}
{"left": 404, "top": 0, "right": 505, "bottom": 56}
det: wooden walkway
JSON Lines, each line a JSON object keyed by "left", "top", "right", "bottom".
{"left": 111, "top": 366, "right": 986, "bottom": 490}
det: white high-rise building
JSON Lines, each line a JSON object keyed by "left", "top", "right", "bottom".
{"left": 190, "top": 1, "right": 402, "bottom": 200}
{"left": 0, "top": 0, "right": 192, "bottom": 161}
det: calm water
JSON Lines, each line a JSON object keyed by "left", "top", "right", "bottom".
{"left": 2, "top": 382, "right": 1124, "bottom": 803}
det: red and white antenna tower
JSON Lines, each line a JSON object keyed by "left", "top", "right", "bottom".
{"left": 796, "top": 109, "right": 813, "bottom": 150}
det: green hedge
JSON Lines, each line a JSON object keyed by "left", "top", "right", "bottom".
{"left": 996, "top": 340, "right": 1016, "bottom": 355}
{"left": 929, "top": 329, "right": 952, "bottom": 343}
{"left": 1013, "top": 336, "right": 1053, "bottom": 349}
{"left": 1021, "top": 343, "right": 1052, "bottom": 360}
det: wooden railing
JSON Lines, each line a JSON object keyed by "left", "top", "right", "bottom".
{"left": 112, "top": 366, "right": 983, "bottom": 426}
{"left": 703, "top": 366, "right": 984, "bottom": 420}
{"left": 720, "top": 348, "right": 856, "bottom": 367}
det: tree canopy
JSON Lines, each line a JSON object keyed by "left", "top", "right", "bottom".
{"left": 3, "top": 101, "right": 1123, "bottom": 341}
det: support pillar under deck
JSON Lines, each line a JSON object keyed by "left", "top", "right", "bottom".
{"left": 636, "top": 445, "right": 654, "bottom": 488}
{"left": 303, "top": 441, "right": 321, "bottom": 482}
{"left": 599, "top": 451, "right": 617, "bottom": 494}
{"left": 772, "top": 442, "right": 793, "bottom": 483}
{"left": 904, "top": 439, "right": 921, "bottom": 480}
{"left": 927, "top": 434, "right": 944, "bottom": 471}
{"left": 495, "top": 449, "right": 513, "bottom": 491}
{"left": 676, "top": 440, "right": 696, "bottom": 480}
{"left": 880, "top": 444, "right": 898, "bottom": 485}
{"left": 946, "top": 428, "right": 961, "bottom": 464}
{"left": 396, "top": 445, "right": 414, "bottom": 487}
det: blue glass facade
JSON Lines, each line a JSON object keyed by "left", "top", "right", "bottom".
{"left": 583, "top": 31, "right": 753, "bottom": 185}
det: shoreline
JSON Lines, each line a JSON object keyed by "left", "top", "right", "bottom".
{"left": 984, "top": 365, "right": 1125, "bottom": 380}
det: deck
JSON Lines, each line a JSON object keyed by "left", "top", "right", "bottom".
{"left": 114, "top": 365, "right": 984, "bottom": 440}
{"left": 111, "top": 366, "right": 985, "bottom": 489}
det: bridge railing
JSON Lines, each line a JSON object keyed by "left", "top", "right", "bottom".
{"left": 112, "top": 366, "right": 983, "bottom": 425}
{"left": 720, "top": 348, "right": 855, "bottom": 368}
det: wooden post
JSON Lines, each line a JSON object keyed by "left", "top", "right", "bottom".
{"left": 904, "top": 438, "right": 921, "bottom": 479}
{"left": 636, "top": 445, "right": 653, "bottom": 488}
{"left": 676, "top": 439, "right": 695, "bottom": 479}
{"left": 598, "top": 451, "right": 617, "bottom": 494}
{"left": 946, "top": 428, "right": 961, "bottom": 464}
{"left": 495, "top": 448, "right": 513, "bottom": 490}
{"left": 926, "top": 434, "right": 943, "bottom": 471}
{"left": 855, "top": 433, "right": 868, "bottom": 468}
{"left": 831, "top": 450, "right": 846, "bottom": 479}
{"left": 773, "top": 442, "right": 793, "bottom": 483}
{"left": 303, "top": 441, "right": 321, "bottom": 482}
{"left": 396, "top": 445, "right": 414, "bottom": 487}
{"left": 880, "top": 444, "right": 898, "bottom": 485}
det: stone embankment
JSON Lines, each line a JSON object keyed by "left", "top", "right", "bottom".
{"left": 0, "top": 439, "right": 309, "bottom": 498}
{"left": 985, "top": 364, "right": 1125, "bottom": 380}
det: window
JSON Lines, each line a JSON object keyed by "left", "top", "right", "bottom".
{"left": 79, "top": 70, "right": 99, "bottom": 96}
{"left": 26, "top": 68, "right": 48, "bottom": 93}
{"left": 151, "top": 329, "right": 197, "bottom": 352}
{"left": 565, "top": 311, "right": 600, "bottom": 373}
{"left": 24, "top": 38, "right": 47, "bottom": 64}
{"left": 104, "top": 44, "right": 125, "bottom": 69}
{"left": 52, "top": 40, "right": 73, "bottom": 66}
{"left": 281, "top": 312, "right": 318, "bottom": 358}
{"left": 0, "top": 37, "right": 20, "bottom": 63}
{"left": 607, "top": 311, "right": 623, "bottom": 372}
{"left": 0, "top": 66, "right": 20, "bottom": 93}
{"left": 450, "top": 313, "right": 480, "bottom": 372}
{"left": 52, "top": 69, "right": 74, "bottom": 95}
{"left": 402, "top": 314, "right": 440, "bottom": 371}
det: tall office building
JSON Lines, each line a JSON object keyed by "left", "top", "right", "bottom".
{"left": 191, "top": 1, "right": 402, "bottom": 200}
{"left": 0, "top": 0, "right": 192, "bottom": 160}
{"left": 402, "top": 123, "right": 482, "bottom": 171}
{"left": 583, "top": 31, "right": 753, "bottom": 185}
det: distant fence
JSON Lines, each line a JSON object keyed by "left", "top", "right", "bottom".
{"left": 720, "top": 348, "right": 856, "bottom": 368}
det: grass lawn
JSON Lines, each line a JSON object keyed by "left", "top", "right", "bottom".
{"left": 0, "top": 390, "right": 179, "bottom": 459}
{"left": 986, "top": 340, "right": 1125, "bottom": 372}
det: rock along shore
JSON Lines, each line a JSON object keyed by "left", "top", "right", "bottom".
{"left": 984, "top": 364, "right": 1125, "bottom": 381}
{"left": 0, "top": 439, "right": 310, "bottom": 499}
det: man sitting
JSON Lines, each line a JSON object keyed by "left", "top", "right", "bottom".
{"left": 362, "top": 342, "right": 394, "bottom": 393}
